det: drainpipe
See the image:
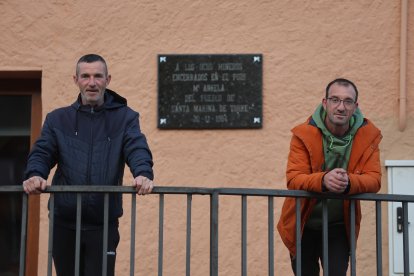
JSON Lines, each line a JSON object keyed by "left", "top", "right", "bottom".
{"left": 399, "top": 0, "right": 408, "bottom": 131}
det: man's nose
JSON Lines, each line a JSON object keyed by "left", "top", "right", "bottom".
{"left": 88, "top": 77, "right": 96, "bottom": 86}
{"left": 337, "top": 100, "right": 346, "bottom": 110}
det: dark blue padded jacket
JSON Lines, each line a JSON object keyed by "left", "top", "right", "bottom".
{"left": 24, "top": 89, "right": 153, "bottom": 229}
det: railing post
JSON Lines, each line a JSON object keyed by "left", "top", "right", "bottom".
{"left": 130, "top": 193, "right": 136, "bottom": 276}
{"left": 18, "top": 193, "right": 28, "bottom": 276}
{"left": 75, "top": 194, "right": 82, "bottom": 276}
{"left": 268, "top": 196, "right": 274, "bottom": 276}
{"left": 186, "top": 194, "right": 192, "bottom": 276}
{"left": 47, "top": 194, "right": 55, "bottom": 276}
{"left": 242, "top": 195, "right": 247, "bottom": 276}
{"left": 376, "top": 201, "right": 383, "bottom": 276}
{"left": 322, "top": 199, "right": 328, "bottom": 276}
{"left": 349, "top": 200, "right": 356, "bottom": 276}
{"left": 402, "top": 201, "right": 410, "bottom": 276}
{"left": 210, "top": 191, "right": 219, "bottom": 276}
{"left": 158, "top": 194, "right": 164, "bottom": 276}
{"left": 102, "top": 193, "right": 109, "bottom": 276}
{"left": 295, "top": 198, "right": 301, "bottom": 276}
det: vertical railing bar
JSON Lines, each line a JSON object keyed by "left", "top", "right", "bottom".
{"left": 47, "top": 194, "right": 55, "bottom": 276}
{"left": 210, "top": 192, "right": 219, "bottom": 276}
{"left": 242, "top": 195, "right": 247, "bottom": 276}
{"left": 402, "top": 201, "right": 409, "bottom": 276}
{"left": 322, "top": 199, "right": 328, "bottom": 276}
{"left": 295, "top": 198, "right": 301, "bottom": 276}
{"left": 375, "top": 201, "right": 383, "bottom": 276}
{"left": 130, "top": 193, "right": 137, "bottom": 276}
{"left": 18, "top": 193, "right": 28, "bottom": 276}
{"left": 158, "top": 194, "right": 164, "bottom": 276}
{"left": 186, "top": 194, "right": 192, "bottom": 276}
{"left": 75, "top": 193, "right": 82, "bottom": 276}
{"left": 102, "top": 193, "right": 109, "bottom": 276}
{"left": 268, "top": 196, "right": 274, "bottom": 276}
{"left": 350, "top": 200, "right": 356, "bottom": 276}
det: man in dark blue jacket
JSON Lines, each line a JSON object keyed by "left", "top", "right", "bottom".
{"left": 23, "top": 54, "right": 154, "bottom": 276}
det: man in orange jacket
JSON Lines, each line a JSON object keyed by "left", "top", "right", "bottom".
{"left": 277, "top": 78, "right": 382, "bottom": 276}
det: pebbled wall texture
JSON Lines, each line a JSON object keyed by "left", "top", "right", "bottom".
{"left": 1, "top": 0, "right": 413, "bottom": 275}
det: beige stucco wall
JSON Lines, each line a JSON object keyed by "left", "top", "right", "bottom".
{"left": 1, "top": 0, "right": 413, "bottom": 275}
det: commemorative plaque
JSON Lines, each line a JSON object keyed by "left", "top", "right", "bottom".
{"left": 158, "top": 54, "right": 262, "bottom": 129}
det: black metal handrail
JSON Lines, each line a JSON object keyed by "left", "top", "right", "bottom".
{"left": 1, "top": 185, "right": 414, "bottom": 276}
{"left": 4, "top": 185, "right": 414, "bottom": 202}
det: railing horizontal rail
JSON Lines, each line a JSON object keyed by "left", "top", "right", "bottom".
{"left": 1, "top": 185, "right": 414, "bottom": 276}
{"left": 3, "top": 185, "right": 414, "bottom": 203}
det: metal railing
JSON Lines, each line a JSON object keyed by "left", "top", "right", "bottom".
{"left": 2, "top": 185, "right": 414, "bottom": 276}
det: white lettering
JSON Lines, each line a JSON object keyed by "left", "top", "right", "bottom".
{"left": 230, "top": 105, "right": 249, "bottom": 112}
{"left": 184, "top": 63, "right": 195, "bottom": 71}
{"left": 232, "top": 73, "right": 246, "bottom": 81}
{"left": 215, "top": 114, "right": 228, "bottom": 123}
{"left": 200, "top": 94, "right": 222, "bottom": 102}
{"left": 203, "top": 84, "right": 225, "bottom": 92}
{"left": 193, "top": 105, "right": 217, "bottom": 113}
{"left": 227, "top": 94, "right": 236, "bottom": 102}
{"left": 218, "top": 63, "right": 243, "bottom": 71}
{"left": 199, "top": 63, "right": 213, "bottom": 71}
{"left": 172, "top": 73, "right": 208, "bottom": 82}
{"left": 185, "top": 94, "right": 195, "bottom": 103}
{"left": 219, "top": 105, "right": 227, "bottom": 112}
{"left": 171, "top": 105, "right": 190, "bottom": 113}
{"left": 210, "top": 72, "right": 219, "bottom": 81}
{"left": 193, "top": 85, "right": 200, "bottom": 92}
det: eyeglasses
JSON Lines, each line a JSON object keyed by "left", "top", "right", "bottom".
{"left": 326, "top": 97, "right": 356, "bottom": 109}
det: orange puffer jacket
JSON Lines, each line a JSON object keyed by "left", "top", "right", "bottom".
{"left": 277, "top": 116, "right": 382, "bottom": 256}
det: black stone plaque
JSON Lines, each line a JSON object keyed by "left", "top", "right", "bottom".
{"left": 158, "top": 54, "right": 262, "bottom": 129}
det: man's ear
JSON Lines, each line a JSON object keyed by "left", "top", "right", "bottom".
{"left": 73, "top": 75, "right": 78, "bottom": 84}
{"left": 106, "top": 74, "right": 111, "bottom": 86}
{"left": 352, "top": 102, "right": 359, "bottom": 114}
{"left": 322, "top": 98, "right": 327, "bottom": 110}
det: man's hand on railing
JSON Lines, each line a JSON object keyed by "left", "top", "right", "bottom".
{"left": 322, "top": 168, "right": 349, "bottom": 194}
{"left": 22, "top": 176, "right": 47, "bottom": 194}
{"left": 133, "top": 175, "right": 154, "bottom": 195}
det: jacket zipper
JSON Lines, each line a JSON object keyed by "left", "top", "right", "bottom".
{"left": 87, "top": 106, "right": 94, "bottom": 185}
